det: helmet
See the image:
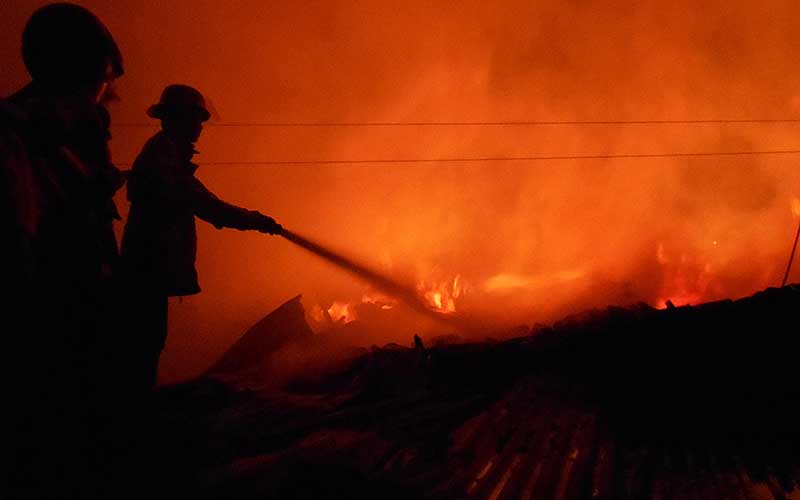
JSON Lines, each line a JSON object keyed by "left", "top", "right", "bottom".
{"left": 147, "top": 85, "right": 211, "bottom": 122}
{"left": 22, "top": 3, "right": 124, "bottom": 90}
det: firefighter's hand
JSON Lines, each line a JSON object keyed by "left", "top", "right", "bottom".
{"left": 255, "top": 213, "right": 282, "bottom": 235}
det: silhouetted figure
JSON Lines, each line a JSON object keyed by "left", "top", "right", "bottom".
{"left": 121, "top": 84, "right": 281, "bottom": 391}
{"left": 1, "top": 3, "right": 125, "bottom": 499}
{"left": 414, "top": 333, "right": 429, "bottom": 367}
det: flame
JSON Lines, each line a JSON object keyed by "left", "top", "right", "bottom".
{"left": 361, "top": 289, "right": 397, "bottom": 309}
{"left": 327, "top": 301, "right": 357, "bottom": 323}
{"left": 315, "top": 289, "right": 395, "bottom": 329}
{"left": 484, "top": 270, "right": 585, "bottom": 292}
{"left": 654, "top": 244, "right": 714, "bottom": 308}
{"left": 319, "top": 274, "right": 464, "bottom": 323}
{"left": 418, "top": 274, "right": 464, "bottom": 313}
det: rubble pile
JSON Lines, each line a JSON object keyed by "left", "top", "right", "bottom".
{"left": 154, "top": 284, "right": 800, "bottom": 499}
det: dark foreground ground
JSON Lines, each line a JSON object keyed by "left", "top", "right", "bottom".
{"left": 149, "top": 285, "right": 800, "bottom": 500}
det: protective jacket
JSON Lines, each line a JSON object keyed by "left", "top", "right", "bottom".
{"left": 2, "top": 88, "right": 123, "bottom": 293}
{"left": 122, "top": 131, "right": 266, "bottom": 296}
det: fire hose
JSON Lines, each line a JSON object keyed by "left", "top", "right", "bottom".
{"left": 277, "top": 227, "right": 453, "bottom": 323}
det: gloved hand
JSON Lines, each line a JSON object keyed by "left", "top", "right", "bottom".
{"left": 254, "top": 212, "right": 282, "bottom": 235}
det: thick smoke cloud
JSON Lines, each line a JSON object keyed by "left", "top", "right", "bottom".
{"left": 2, "top": 0, "right": 799, "bottom": 383}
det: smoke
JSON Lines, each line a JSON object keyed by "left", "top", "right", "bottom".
{"left": 3, "top": 0, "right": 800, "bottom": 383}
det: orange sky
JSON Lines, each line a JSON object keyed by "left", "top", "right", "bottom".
{"left": 3, "top": 1, "right": 800, "bottom": 383}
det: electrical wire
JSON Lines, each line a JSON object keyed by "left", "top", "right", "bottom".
{"left": 115, "top": 149, "right": 800, "bottom": 167}
{"left": 112, "top": 119, "right": 800, "bottom": 128}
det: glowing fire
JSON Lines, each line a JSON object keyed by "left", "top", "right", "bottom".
{"left": 483, "top": 270, "right": 585, "bottom": 292}
{"left": 361, "top": 289, "right": 397, "bottom": 310}
{"left": 654, "top": 243, "right": 714, "bottom": 308}
{"left": 418, "top": 274, "right": 464, "bottom": 313}
{"left": 316, "top": 274, "right": 465, "bottom": 328}
{"left": 327, "top": 301, "right": 357, "bottom": 323}
{"left": 792, "top": 197, "right": 800, "bottom": 217}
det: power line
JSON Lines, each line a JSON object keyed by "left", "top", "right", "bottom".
{"left": 115, "top": 149, "right": 800, "bottom": 167}
{"left": 111, "top": 119, "right": 800, "bottom": 128}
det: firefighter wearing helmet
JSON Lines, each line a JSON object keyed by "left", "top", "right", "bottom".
{"left": 121, "top": 84, "right": 281, "bottom": 390}
{"left": 2, "top": 3, "right": 126, "bottom": 498}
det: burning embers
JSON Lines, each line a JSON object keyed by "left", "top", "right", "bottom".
{"left": 317, "top": 274, "right": 466, "bottom": 327}
{"left": 654, "top": 242, "right": 715, "bottom": 307}
{"left": 654, "top": 197, "right": 800, "bottom": 307}
{"left": 483, "top": 270, "right": 585, "bottom": 293}
{"left": 324, "top": 291, "right": 396, "bottom": 325}
{"left": 418, "top": 274, "right": 464, "bottom": 314}
{"left": 326, "top": 301, "right": 357, "bottom": 323}
{"left": 301, "top": 192, "right": 800, "bottom": 340}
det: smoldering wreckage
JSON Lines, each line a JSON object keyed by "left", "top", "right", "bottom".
{"left": 6, "top": 3, "right": 800, "bottom": 498}
{"left": 146, "top": 271, "right": 800, "bottom": 499}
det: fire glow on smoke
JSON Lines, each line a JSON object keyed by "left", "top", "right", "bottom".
{"left": 310, "top": 193, "right": 800, "bottom": 328}
{"left": 72, "top": 0, "right": 800, "bottom": 380}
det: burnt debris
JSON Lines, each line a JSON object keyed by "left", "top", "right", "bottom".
{"left": 154, "top": 284, "right": 800, "bottom": 499}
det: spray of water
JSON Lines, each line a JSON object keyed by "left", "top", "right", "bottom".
{"left": 279, "top": 228, "right": 455, "bottom": 324}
